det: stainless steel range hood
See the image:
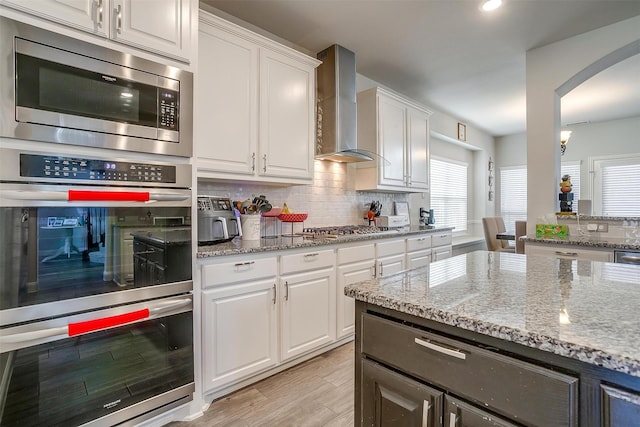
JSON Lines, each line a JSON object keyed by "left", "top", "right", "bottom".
{"left": 316, "top": 45, "right": 373, "bottom": 162}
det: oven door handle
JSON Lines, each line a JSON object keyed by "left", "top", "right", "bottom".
{"left": 0, "top": 298, "right": 192, "bottom": 345}
{"left": 2, "top": 189, "right": 189, "bottom": 202}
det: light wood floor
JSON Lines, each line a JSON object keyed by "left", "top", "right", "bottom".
{"left": 173, "top": 342, "right": 355, "bottom": 427}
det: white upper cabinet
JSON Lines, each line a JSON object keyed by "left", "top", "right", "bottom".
{"left": 0, "top": 0, "right": 192, "bottom": 62}
{"left": 197, "top": 21, "right": 257, "bottom": 175}
{"left": 110, "top": 0, "right": 190, "bottom": 61}
{"left": 356, "top": 87, "right": 432, "bottom": 192}
{"left": 196, "top": 11, "right": 319, "bottom": 184}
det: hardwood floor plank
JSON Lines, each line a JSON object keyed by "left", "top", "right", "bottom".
{"left": 171, "top": 342, "right": 354, "bottom": 426}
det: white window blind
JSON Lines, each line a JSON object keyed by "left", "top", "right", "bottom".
{"left": 430, "top": 157, "right": 467, "bottom": 232}
{"left": 501, "top": 163, "right": 581, "bottom": 224}
{"left": 594, "top": 156, "right": 640, "bottom": 216}
{"left": 500, "top": 166, "right": 527, "bottom": 227}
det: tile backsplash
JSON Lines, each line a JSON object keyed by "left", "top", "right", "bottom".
{"left": 197, "top": 160, "right": 410, "bottom": 227}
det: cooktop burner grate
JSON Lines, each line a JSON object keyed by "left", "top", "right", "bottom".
{"left": 300, "top": 225, "right": 398, "bottom": 239}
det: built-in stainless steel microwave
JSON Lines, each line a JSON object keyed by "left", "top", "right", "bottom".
{"left": 0, "top": 16, "right": 193, "bottom": 157}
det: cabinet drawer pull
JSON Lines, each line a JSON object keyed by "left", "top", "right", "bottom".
{"left": 417, "top": 237, "right": 427, "bottom": 242}
{"left": 554, "top": 251, "right": 578, "bottom": 257}
{"left": 304, "top": 253, "right": 319, "bottom": 258}
{"left": 272, "top": 284, "right": 276, "bottom": 305}
{"left": 415, "top": 337, "right": 466, "bottom": 360}
{"left": 621, "top": 255, "right": 640, "bottom": 263}
{"left": 234, "top": 261, "right": 255, "bottom": 267}
{"left": 251, "top": 152, "right": 256, "bottom": 172}
{"left": 449, "top": 412, "right": 457, "bottom": 427}
{"left": 421, "top": 400, "right": 430, "bottom": 427}
{"left": 263, "top": 154, "right": 267, "bottom": 173}
{"left": 284, "top": 281, "right": 289, "bottom": 301}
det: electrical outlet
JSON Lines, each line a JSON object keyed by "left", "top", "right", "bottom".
{"left": 587, "top": 223, "right": 598, "bottom": 231}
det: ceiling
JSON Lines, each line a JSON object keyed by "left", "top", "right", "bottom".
{"left": 201, "top": 0, "right": 640, "bottom": 137}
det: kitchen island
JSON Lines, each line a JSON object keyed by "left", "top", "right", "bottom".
{"left": 346, "top": 251, "right": 640, "bottom": 426}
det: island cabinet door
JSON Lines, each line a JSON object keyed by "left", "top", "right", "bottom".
{"left": 444, "top": 396, "right": 518, "bottom": 427}
{"left": 362, "top": 359, "right": 443, "bottom": 427}
{"left": 601, "top": 385, "right": 640, "bottom": 427}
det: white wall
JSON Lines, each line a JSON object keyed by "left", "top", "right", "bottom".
{"left": 525, "top": 15, "right": 640, "bottom": 228}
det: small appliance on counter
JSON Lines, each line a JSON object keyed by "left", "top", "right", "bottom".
{"left": 197, "top": 196, "right": 242, "bottom": 245}
{"left": 377, "top": 215, "right": 410, "bottom": 229}
{"left": 419, "top": 208, "right": 435, "bottom": 228}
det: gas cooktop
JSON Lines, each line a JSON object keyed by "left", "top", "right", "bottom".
{"left": 301, "top": 225, "right": 399, "bottom": 239}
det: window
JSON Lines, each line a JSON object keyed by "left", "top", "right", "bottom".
{"left": 430, "top": 157, "right": 467, "bottom": 232}
{"left": 500, "top": 162, "right": 581, "bottom": 225}
{"left": 500, "top": 166, "right": 527, "bottom": 227}
{"left": 593, "top": 155, "right": 640, "bottom": 216}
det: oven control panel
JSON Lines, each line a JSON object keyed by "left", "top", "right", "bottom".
{"left": 19, "top": 154, "right": 177, "bottom": 183}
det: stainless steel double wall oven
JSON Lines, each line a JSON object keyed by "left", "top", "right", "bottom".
{"left": 0, "top": 16, "right": 194, "bottom": 427}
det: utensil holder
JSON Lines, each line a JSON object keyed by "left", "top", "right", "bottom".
{"left": 240, "top": 215, "right": 261, "bottom": 240}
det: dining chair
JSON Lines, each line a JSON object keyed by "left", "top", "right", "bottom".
{"left": 482, "top": 217, "right": 515, "bottom": 252}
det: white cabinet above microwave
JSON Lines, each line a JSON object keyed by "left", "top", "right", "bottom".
{"left": 0, "top": 0, "right": 192, "bottom": 62}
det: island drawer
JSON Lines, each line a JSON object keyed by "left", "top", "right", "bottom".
{"left": 361, "top": 313, "right": 579, "bottom": 427}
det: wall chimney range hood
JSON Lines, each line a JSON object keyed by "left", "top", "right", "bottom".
{"left": 316, "top": 45, "right": 374, "bottom": 162}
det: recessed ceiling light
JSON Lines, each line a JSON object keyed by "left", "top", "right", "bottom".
{"left": 481, "top": 0, "right": 503, "bottom": 12}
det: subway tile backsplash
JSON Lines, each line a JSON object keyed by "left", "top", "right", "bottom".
{"left": 197, "top": 161, "right": 410, "bottom": 227}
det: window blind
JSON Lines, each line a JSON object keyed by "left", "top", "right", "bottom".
{"left": 430, "top": 157, "right": 467, "bottom": 232}
{"left": 500, "top": 166, "right": 527, "bottom": 227}
{"left": 500, "top": 163, "right": 581, "bottom": 224}
{"left": 599, "top": 159, "right": 640, "bottom": 216}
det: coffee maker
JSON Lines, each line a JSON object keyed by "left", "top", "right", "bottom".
{"left": 419, "top": 208, "right": 435, "bottom": 228}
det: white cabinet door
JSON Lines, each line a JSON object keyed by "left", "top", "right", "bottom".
{"left": 406, "top": 107, "right": 429, "bottom": 190}
{"left": 202, "top": 279, "right": 278, "bottom": 392}
{"left": 378, "top": 94, "right": 407, "bottom": 188}
{"left": 407, "top": 249, "right": 431, "bottom": 269}
{"left": 0, "top": 0, "right": 106, "bottom": 35}
{"left": 336, "top": 259, "right": 374, "bottom": 338}
{"left": 110, "top": 0, "right": 190, "bottom": 61}
{"left": 196, "top": 23, "right": 257, "bottom": 174}
{"left": 259, "top": 48, "right": 314, "bottom": 180}
{"left": 280, "top": 268, "right": 336, "bottom": 361}
{"left": 356, "top": 87, "right": 432, "bottom": 192}
{"left": 377, "top": 254, "right": 406, "bottom": 277}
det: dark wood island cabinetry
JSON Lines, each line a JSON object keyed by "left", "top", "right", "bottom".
{"left": 347, "top": 251, "right": 640, "bottom": 427}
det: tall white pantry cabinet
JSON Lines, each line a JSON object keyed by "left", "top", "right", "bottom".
{"left": 196, "top": 11, "right": 319, "bottom": 184}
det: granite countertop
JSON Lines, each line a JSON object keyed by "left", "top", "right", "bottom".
{"left": 197, "top": 226, "right": 454, "bottom": 258}
{"left": 522, "top": 235, "right": 640, "bottom": 250}
{"left": 131, "top": 228, "right": 191, "bottom": 245}
{"left": 345, "top": 250, "right": 640, "bottom": 377}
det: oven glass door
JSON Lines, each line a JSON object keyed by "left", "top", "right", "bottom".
{"left": 0, "top": 300, "right": 194, "bottom": 427}
{"left": 0, "top": 204, "right": 191, "bottom": 324}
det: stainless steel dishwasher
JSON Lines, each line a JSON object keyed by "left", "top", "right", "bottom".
{"left": 614, "top": 250, "right": 640, "bottom": 265}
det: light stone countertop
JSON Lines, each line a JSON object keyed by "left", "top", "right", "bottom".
{"left": 522, "top": 235, "right": 640, "bottom": 250}
{"left": 345, "top": 250, "right": 640, "bottom": 377}
{"left": 197, "top": 226, "right": 454, "bottom": 258}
